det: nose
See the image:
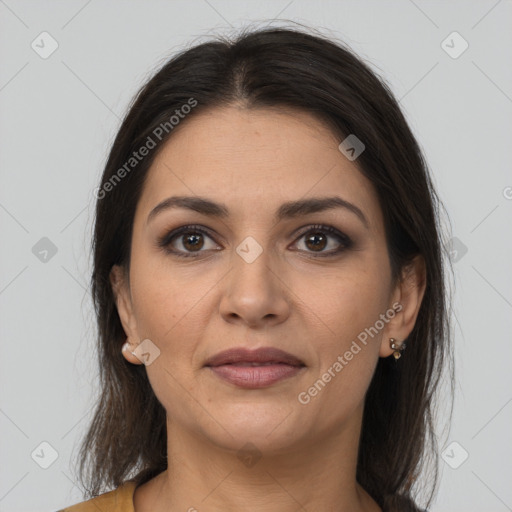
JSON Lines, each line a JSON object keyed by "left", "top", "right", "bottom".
{"left": 219, "top": 246, "right": 291, "bottom": 329}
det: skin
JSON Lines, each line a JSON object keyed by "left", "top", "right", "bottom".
{"left": 110, "top": 105, "right": 426, "bottom": 512}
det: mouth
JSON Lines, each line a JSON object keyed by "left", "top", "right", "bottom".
{"left": 204, "top": 347, "right": 306, "bottom": 389}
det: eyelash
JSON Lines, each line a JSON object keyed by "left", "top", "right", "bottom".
{"left": 157, "top": 224, "right": 353, "bottom": 259}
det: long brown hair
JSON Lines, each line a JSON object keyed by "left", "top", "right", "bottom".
{"left": 76, "top": 24, "right": 454, "bottom": 511}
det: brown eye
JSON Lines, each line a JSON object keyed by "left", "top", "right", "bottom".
{"left": 158, "top": 225, "right": 219, "bottom": 258}
{"left": 305, "top": 232, "right": 328, "bottom": 252}
{"left": 293, "top": 225, "right": 353, "bottom": 256}
{"left": 181, "top": 232, "right": 205, "bottom": 252}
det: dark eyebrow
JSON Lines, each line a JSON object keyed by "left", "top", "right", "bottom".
{"left": 146, "top": 195, "right": 369, "bottom": 229}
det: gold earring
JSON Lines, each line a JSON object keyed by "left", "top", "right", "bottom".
{"left": 389, "top": 338, "right": 406, "bottom": 359}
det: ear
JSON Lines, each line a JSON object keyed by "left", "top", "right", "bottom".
{"left": 379, "top": 255, "right": 427, "bottom": 358}
{"left": 110, "top": 264, "right": 143, "bottom": 365}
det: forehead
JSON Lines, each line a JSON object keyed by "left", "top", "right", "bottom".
{"left": 136, "top": 106, "right": 382, "bottom": 230}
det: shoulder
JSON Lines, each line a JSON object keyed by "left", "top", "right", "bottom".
{"left": 56, "top": 480, "right": 137, "bottom": 512}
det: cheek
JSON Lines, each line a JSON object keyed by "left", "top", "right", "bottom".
{"left": 307, "top": 258, "right": 391, "bottom": 399}
{"left": 128, "top": 256, "right": 221, "bottom": 399}
{"left": 304, "top": 265, "right": 390, "bottom": 347}
{"left": 129, "top": 249, "right": 212, "bottom": 341}
{"left": 297, "top": 278, "right": 384, "bottom": 417}
{"left": 128, "top": 265, "right": 207, "bottom": 409}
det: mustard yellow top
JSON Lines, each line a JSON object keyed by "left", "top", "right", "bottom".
{"left": 57, "top": 481, "right": 137, "bottom": 512}
{"left": 56, "top": 480, "right": 429, "bottom": 511}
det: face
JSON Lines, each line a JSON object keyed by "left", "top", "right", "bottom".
{"left": 111, "top": 106, "right": 424, "bottom": 454}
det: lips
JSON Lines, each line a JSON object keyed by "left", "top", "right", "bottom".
{"left": 204, "top": 347, "right": 306, "bottom": 389}
{"left": 204, "top": 347, "right": 305, "bottom": 368}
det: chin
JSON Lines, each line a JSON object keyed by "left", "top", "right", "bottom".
{"left": 199, "top": 403, "right": 306, "bottom": 454}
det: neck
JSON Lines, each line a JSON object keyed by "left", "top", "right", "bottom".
{"left": 134, "top": 406, "right": 381, "bottom": 512}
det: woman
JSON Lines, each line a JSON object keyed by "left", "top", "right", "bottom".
{"left": 58, "top": 25, "right": 453, "bottom": 512}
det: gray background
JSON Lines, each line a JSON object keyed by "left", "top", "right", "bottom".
{"left": 1, "top": 1, "right": 511, "bottom": 511}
